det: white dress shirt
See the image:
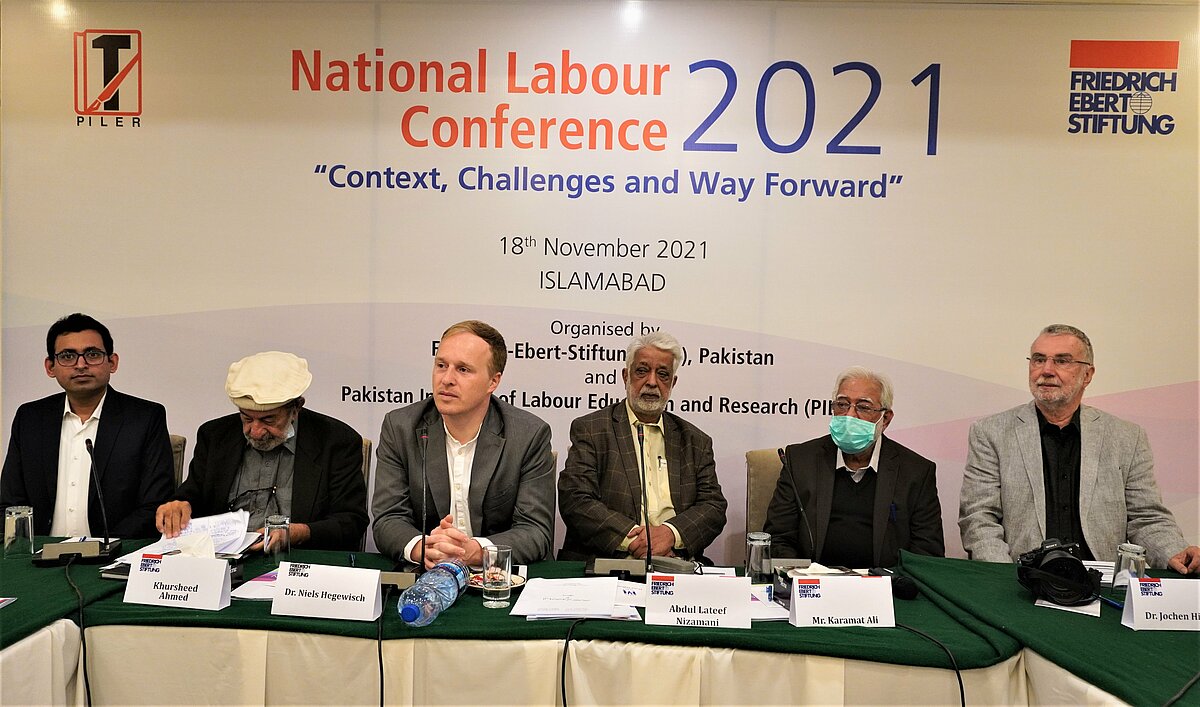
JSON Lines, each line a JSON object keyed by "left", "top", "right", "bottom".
{"left": 403, "top": 421, "right": 494, "bottom": 564}
{"left": 50, "top": 392, "right": 108, "bottom": 536}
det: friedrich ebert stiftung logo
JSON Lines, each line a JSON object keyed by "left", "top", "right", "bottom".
{"left": 1067, "top": 39, "right": 1180, "bottom": 136}
{"left": 74, "top": 29, "right": 142, "bottom": 127}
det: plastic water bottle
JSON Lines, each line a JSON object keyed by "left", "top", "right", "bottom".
{"left": 398, "top": 559, "right": 469, "bottom": 627}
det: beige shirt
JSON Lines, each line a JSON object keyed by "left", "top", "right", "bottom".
{"left": 619, "top": 400, "right": 683, "bottom": 552}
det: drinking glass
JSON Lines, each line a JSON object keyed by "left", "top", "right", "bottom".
{"left": 4, "top": 506, "right": 34, "bottom": 559}
{"left": 482, "top": 544, "right": 513, "bottom": 609}
{"left": 1113, "top": 542, "right": 1147, "bottom": 591}
{"left": 745, "top": 531, "right": 772, "bottom": 585}
{"left": 264, "top": 514, "right": 291, "bottom": 568}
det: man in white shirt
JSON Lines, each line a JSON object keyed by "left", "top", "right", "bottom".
{"left": 372, "top": 320, "right": 555, "bottom": 567}
{"left": 1, "top": 313, "right": 174, "bottom": 537}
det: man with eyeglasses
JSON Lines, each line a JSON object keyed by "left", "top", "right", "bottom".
{"left": 763, "top": 367, "right": 944, "bottom": 567}
{"left": 1, "top": 313, "right": 174, "bottom": 537}
{"left": 156, "top": 351, "right": 368, "bottom": 551}
{"left": 557, "top": 331, "right": 728, "bottom": 564}
{"left": 960, "top": 324, "right": 1198, "bottom": 573}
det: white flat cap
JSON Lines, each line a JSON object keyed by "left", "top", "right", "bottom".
{"left": 225, "top": 351, "right": 312, "bottom": 411}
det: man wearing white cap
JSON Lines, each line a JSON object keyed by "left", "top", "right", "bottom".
{"left": 156, "top": 352, "right": 368, "bottom": 551}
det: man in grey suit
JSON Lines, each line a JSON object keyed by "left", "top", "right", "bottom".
{"left": 960, "top": 324, "right": 1198, "bottom": 572}
{"left": 373, "top": 321, "right": 555, "bottom": 567}
{"left": 558, "top": 331, "right": 727, "bottom": 563}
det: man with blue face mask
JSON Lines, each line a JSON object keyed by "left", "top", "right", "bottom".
{"left": 763, "top": 367, "right": 944, "bottom": 567}
{"left": 156, "top": 351, "right": 368, "bottom": 551}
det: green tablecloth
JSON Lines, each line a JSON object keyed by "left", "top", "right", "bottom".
{"left": 78, "top": 552, "right": 1018, "bottom": 671}
{"left": 0, "top": 540, "right": 127, "bottom": 649}
{"left": 899, "top": 550, "right": 1200, "bottom": 706}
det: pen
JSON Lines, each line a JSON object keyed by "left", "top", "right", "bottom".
{"left": 889, "top": 503, "right": 897, "bottom": 523}
{"left": 348, "top": 553, "right": 356, "bottom": 568}
{"left": 1098, "top": 595, "right": 1123, "bottom": 610}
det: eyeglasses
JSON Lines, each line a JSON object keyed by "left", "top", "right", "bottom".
{"left": 228, "top": 486, "right": 279, "bottom": 514}
{"left": 832, "top": 400, "right": 887, "bottom": 417}
{"left": 1027, "top": 355, "right": 1092, "bottom": 369}
{"left": 53, "top": 349, "right": 109, "bottom": 366}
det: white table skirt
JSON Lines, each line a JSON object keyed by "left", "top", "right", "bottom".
{"left": 0, "top": 619, "right": 81, "bottom": 706}
{"left": 79, "top": 625, "right": 1028, "bottom": 705}
{"left": 1023, "top": 650, "right": 1128, "bottom": 707}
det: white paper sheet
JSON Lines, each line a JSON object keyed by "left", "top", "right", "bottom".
{"left": 510, "top": 577, "right": 620, "bottom": 619}
{"left": 231, "top": 569, "right": 279, "bottom": 601}
{"left": 1034, "top": 597, "right": 1101, "bottom": 617}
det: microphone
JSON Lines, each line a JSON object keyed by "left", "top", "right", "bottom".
{"left": 869, "top": 567, "right": 919, "bottom": 600}
{"left": 636, "top": 423, "right": 652, "bottom": 577}
{"left": 84, "top": 438, "right": 120, "bottom": 558}
{"left": 418, "top": 428, "right": 429, "bottom": 573}
{"left": 778, "top": 448, "right": 817, "bottom": 562}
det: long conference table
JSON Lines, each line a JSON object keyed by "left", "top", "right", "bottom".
{"left": 1, "top": 545, "right": 1196, "bottom": 706}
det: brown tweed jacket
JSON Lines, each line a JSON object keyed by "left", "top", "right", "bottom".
{"left": 557, "top": 402, "right": 727, "bottom": 561}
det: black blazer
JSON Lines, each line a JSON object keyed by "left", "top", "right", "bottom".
{"left": 174, "top": 408, "right": 368, "bottom": 551}
{"left": 1, "top": 387, "right": 175, "bottom": 538}
{"left": 763, "top": 435, "right": 944, "bottom": 567}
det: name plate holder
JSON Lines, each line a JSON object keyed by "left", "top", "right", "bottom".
{"left": 124, "top": 554, "right": 231, "bottom": 611}
{"left": 1121, "top": 577, "right": 1200, "bottom": 631}
{"left": 789, "top": 575, "right": 895, "bottom": 628}
{"left": 272, "top": 562, "right": 382, "bottom": 621}
{"left": 644, "top": 573, "right": 751, "bottom": 629}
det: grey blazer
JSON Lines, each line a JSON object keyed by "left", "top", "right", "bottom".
{"left": 371, "top": 396, "right": 555, "bottom": 564}
{"left": 959, "top": 401, "right": 1186, "bottom": 567}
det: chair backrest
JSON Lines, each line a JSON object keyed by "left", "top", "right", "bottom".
{"left": 169, "top": 434, "right": 187, "bottom": 488}
{"left": 745, "top": 448, "right": 784, "bottom": 535}
{"left": 361, "top": 438, "right": 373, "bottom": 484}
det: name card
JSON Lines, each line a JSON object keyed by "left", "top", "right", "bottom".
{"left": 271, "top": 562, "right": 382, "bottom": 621}
{"left": 124, "top": 554, "right": 231, "bottom": 611}
{"left": 644, "top": 574, "right": 750, "bottom": 629}
{"left": 1121, "top": 577, "right": 1200, "bottom": 631}
{"left": 789, "top": 575, "right": 894, "bottom": 628}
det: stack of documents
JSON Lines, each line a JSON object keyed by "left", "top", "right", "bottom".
{"left": 510, "top": 577, "right": 641, "bottom": 620}
{"left": 107, "top": 511, "right": 260, "bottom": 568}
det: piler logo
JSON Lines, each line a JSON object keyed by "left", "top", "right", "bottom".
{"left": 74, "top": 29, "right": 142, "bottom": 116}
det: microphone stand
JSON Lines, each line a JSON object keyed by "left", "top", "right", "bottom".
{"left": 382, "top": 430, "right": 428, "bottom": 590}
{"left": 419, "top": 429, "right": 429, "bottom": 573}
{"left": 779, "top": 447, "right": 815, "bottom": 562}
{"left": 637, "top": 423, "right": 652, "bottom": 577}
{"left": 84, "top": 438, "right": 121, "bottom": 557}
{"left": 36, "top": 438, "right": 124, "bottom": 564}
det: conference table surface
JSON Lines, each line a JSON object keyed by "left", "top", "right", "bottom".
{"left": 898, "top": 550, "right": 1200, "bottom": 707}
{"left": 6, "top": 544, "right": 1196, "bottom": 706}
{"left": 75, "top": 549, "right": 1018, "bottom": 672}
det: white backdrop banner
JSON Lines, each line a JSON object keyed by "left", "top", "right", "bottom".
{"left": 2, "top": 1, "right": 1196, "bottom": 562}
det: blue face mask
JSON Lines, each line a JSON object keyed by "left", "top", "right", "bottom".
{"left": 829, "top": 415, "right": 879, "bottom": 454}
